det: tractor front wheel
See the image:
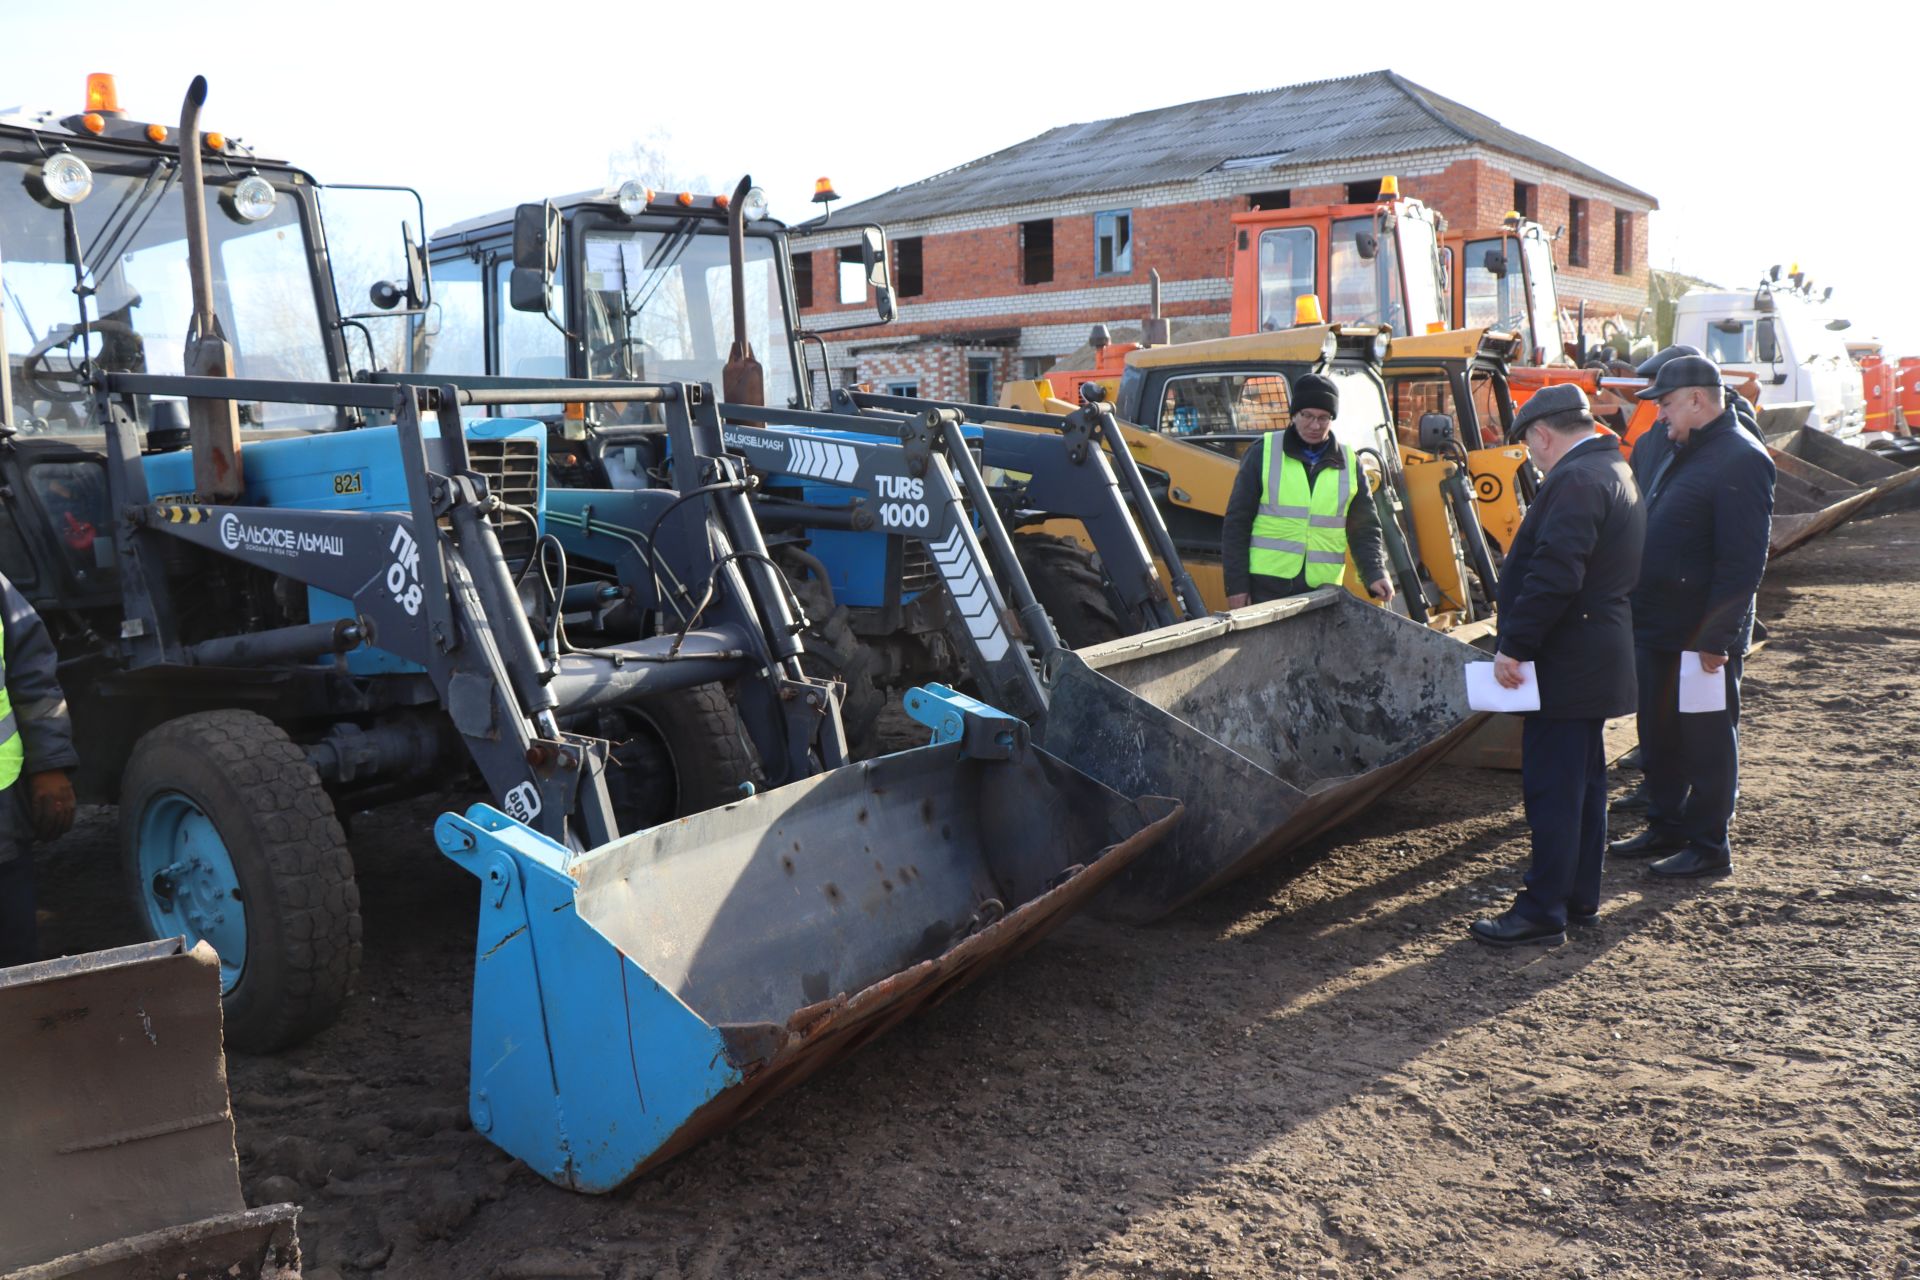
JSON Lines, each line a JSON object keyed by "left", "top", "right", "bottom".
{"left": 119, "top": 710, "right": 360, "bottom": 1053}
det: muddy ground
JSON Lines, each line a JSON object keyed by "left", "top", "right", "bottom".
{"left": 37, "top": 506, "right": 1920, "bottom": 1279}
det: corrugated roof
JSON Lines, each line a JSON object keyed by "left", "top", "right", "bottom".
{"left": 807, "top": 71, "right": 1654, "bottom": 228}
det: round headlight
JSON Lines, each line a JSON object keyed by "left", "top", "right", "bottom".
{"left": 1372, "top": 333, "right": 1390, "bottom": 362}
{"left": 616, "top": 179, "right": 650, "bottom": 218}
{"left": 1321, "top": 333, "right": 1339, "bottom": 364}
{"left": 230, "top": 174, "right": 277, "bottom": 222}
{"left": 741, "top": 185, "right": 770, "bottom": 222}
{"left": 40, "top": 150, "right": 94, "bottom": 205}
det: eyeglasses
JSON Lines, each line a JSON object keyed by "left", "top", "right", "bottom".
{"left": 1294, "top": 410, "right": 1334, "bottom": 427}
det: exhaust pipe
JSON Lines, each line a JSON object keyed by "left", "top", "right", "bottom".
{"left": 177, "top": 76, "right": 244, "bottom": 500}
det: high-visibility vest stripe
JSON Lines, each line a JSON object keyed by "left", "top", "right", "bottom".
{"left": 0, "top": 608, "right": 22, "bottom": 790}
{"left": 1249, "top": 434, "right": 1356, "bottom": 587}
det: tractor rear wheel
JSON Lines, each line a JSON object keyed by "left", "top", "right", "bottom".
{"left": 789, "top": 574, "right": 887, "bottom": 757}
{"left": 119, "top": 710, "right": 360, "bottom": 1054}
{"left": 600, "top": 684, "right": 757, "bottom": 831}
{"left": 1013, "top": 533, "right": 1126, "bottom": 649}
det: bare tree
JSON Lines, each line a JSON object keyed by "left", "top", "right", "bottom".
{"left": 606, "top": 129, "right": 713, "bottom": 195}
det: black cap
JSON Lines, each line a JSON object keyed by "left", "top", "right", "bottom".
{"left": 1290, "top": 372, "right": 1339, "bottom": 418}
{"left": 1634, "top": 343, "right": 1701, "bottom": 380}
{"left": 1506, "top": 383, "right": 1592, "bottom": 442}
{"left": 1634, "top": 353, "right": 1723, "bottom": 401}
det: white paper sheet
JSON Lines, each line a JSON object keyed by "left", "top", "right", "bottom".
{"left": 1679, "top": 651, "right": 1729, "bottom": 713}
{"left": 1465, "top": 660, "right": 1540, "bottom": 713}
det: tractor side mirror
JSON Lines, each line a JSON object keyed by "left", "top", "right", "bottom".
{"left": 1355, "top": 229, "right": 1379, "bottom": 261}
{"left": 1482, "top": 248, "right": 1507, "bottom": 277}
{"left": 859, "top": 224, "right": 897, "bottom": 324}
{"left": 1755, "top": 317, "right": 1779, "bottom": 364}
{"left": 1417, "top": 412, "right": 1456, "bottom": 452}
{"left": 510, "top": 201, "right": 561, "bottom": 315}
{"left": 509, "top": 201, "right": 567, "bottom": 337}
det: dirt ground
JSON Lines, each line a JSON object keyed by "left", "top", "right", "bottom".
{"left": 36, "top": 506, "right": 1920, "bottom": 1279}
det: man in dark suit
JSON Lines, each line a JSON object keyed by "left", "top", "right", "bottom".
{"left": 1608, "top": 356, "right": 1775, "bottom": 879}
{"left": 1471, "top": 385, "right": 1645, "bottom": 947}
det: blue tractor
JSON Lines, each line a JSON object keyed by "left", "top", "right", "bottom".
{"left": 424, "top": 179, "right": 1206, "bottom": 750}
{"left": 0, "top": 80, "right": 830, "bottom": 1047}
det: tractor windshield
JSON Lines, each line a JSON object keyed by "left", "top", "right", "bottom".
{"left": 1520, "top": 233, "right": 1560, "bottom": 363}
{"left": 1461, "top": 238, "right": 1528, "bottom": 336}
{"left": 576, "top": 224, "right": 797, "bottom": 407}
{"left": 1394, "top": 207, "right": 1446, "bottom": 338}
{"left": 0, "top": 154, "right": 333, "bottom": 433}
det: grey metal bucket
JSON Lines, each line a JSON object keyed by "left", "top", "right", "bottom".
{"left": 439, "top": 739, "right": 1182, "bottom": 1190}
{"left": 1036, "top": 588, "right": 1487, "bottom": 921}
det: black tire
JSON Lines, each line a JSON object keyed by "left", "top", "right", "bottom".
{"left": 789, "top": 574, "right": 887, "bottom": 758}
{"left": 1012, "top": 533, "right": 1126, "bottom": 649}
{"left": 601, "top": 683, "right": 757, "bottom": 831}
{"left": 119, "top": 710, "right": 360, "bottom": 1054}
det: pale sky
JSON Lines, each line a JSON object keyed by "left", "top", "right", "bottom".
{"left": 6, "top": 1, "right": 1913, "bottom": 349}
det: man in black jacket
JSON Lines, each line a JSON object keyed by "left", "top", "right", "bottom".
{"left": 1608, "top": 356, "right": 1775, "bottom": 879}
{"left": 0, "top": 572, "right": 80, "bottom": 967}
{"left": 1472, "top": 385, "right": 1645, "bottom": 947}
{"left": 1221, "top": 373, "right": 1393, "bottom": 607}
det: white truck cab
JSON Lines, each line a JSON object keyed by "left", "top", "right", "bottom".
{"left": 1673, "top": 278, "right": 1864, "bottom": 438}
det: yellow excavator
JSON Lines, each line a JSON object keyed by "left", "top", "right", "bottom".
{"left": 1002, "top": 318, "right": 1502, "bottom": 636}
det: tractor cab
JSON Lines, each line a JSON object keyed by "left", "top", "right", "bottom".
{"left": 0, "top": 75, "right": 426, "bottom": 438}
{"left": 1228, "top": 178, "right": 1449, "bottom": 341}
{"left": 422, "top": 183, "right": 894, "bottom": 422}
{"left": 1444, "top": 216, "right": 1564, "bottom": 366}
{"left": 0, "top": 76, "right": 431, "bottom": 614}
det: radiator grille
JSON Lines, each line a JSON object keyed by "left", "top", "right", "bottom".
{"left": 467, "top": 438, "right": 542, "bottom": 570}
{"left": 901, "top": 538, "right": 938, "bottom": 596}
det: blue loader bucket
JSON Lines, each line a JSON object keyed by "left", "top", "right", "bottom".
{"left": 436, "top": 741, "right": 1181, "bottom": 1192}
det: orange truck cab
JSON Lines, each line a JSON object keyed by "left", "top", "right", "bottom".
{"left": 1227, "top": 180, "right": 1449, "bottom": 340}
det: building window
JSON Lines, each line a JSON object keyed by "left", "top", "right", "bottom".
{"left": 967, "top": 356, "right": 994, "bottom": 405}
{"left": 1020, "top": 356, "right": 1052, "bottom": 380}
{"left": 884, "top": 379, "right": 920, "bottom": 397}
{"left": 1613, "top": 210, "right": 1633, "bottom": 276}
{"left": 838, "top": 246, "right": 866, "bottom": 305}
{"left": 1345, "top": 179, "right": 1382, "bottom": 204}
{"left": 838, "top": 366, "right": 861, "bottom": 387}
{"left": 1568, "top": 198, "right": 1589, "bottom": 268}
{"left": 1020, "top": 219, "right": 1053, "bottom": 285}
{"left": 793, "top": 250, "right": 813, "bottom": 308}
{"left": 1247, "top": 190, "right": 1290, "bottom": 211}
{"left": 1095, "top": 209, "right": 1132, "bottom": 277}
{"left": 895, "top": 237, "right": 923, "bottom": 298}
{"left": 1513, "top": 180, "right": 1537, "bottom": 219}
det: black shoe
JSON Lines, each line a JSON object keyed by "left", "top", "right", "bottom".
{"left": 1648, "top": 847, "right": 1732, "bottom": 879}
{"left": 1470, "top": 910, "right": 1565, "bottom": 949}
{"left": 1567, "top": 907, "right": 1600, "bottom": 928}
{"left": 1608, "top": 829, "right": 1686, "bottom": 860}
{"left": 1609, "top": 780, "right": 1649, "bottom": 813}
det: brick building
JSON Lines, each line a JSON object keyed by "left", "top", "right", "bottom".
{"left": 792, "top": 70, "right": 1657, "bottom": 402}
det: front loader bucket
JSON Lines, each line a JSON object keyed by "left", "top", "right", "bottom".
{"left": 1769, "top": 427, "right": 1920, "bottom": 516}
{"left": 436, "top": 745, "right": 1180, "bottom": 1192}
{"left": 1036, "top": 588, "right": 1486, "bottom": 922}
{"left": 0, "top": 939, "right": 301, "bottom": 1279}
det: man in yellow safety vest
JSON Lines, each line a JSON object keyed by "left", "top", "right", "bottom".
{"left": 0, "top": 572, "right": 78, "bottom": 967}
{"left": 1222, "top": 373, "right": 1393, "bottom": 608}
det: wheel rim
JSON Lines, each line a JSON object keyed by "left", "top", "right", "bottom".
{"left": 136, "top": 791, "right": 247, "bottom": 994}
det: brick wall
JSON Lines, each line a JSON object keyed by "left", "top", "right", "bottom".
{"left": 796, "top": 147, "right": 1654, "bottom": 354}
